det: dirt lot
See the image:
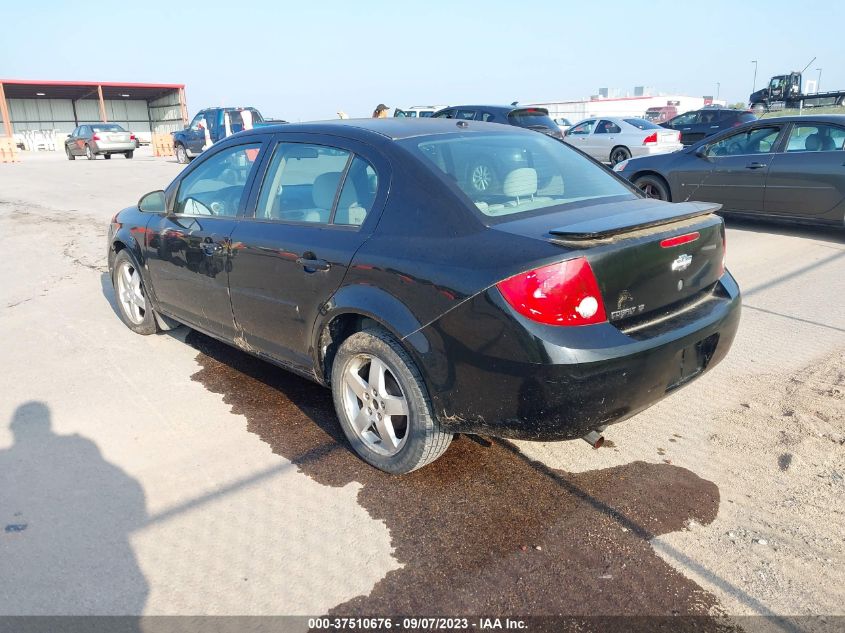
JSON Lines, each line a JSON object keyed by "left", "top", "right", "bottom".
{"left": 0, "top": 149, "right": 843, "bottom": 628}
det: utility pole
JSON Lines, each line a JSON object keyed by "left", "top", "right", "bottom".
{"left": 716, "top": 82, "right": 720, "bottom": 101}
{"left": 751, "top": 60, "right": 758, "bottom": 93}
{"left": 816, "top": 68, "right": 822, "bottom": 93}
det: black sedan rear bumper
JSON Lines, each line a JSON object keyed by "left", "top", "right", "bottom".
{"left": 416, "top": 272, "right": 741, "bottom": 440}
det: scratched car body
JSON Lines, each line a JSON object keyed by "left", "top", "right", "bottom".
{"left": 107, "top": 118, "right": 741, "bottom": 473}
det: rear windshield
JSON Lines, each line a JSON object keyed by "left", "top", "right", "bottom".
{"left": 507, "top": 109, "right": 558, "bottom": 132}
{"left": 400, "top": 132, "right": 634, "bottom": 219}
{"left": 91, "top": 124, "right": 126, "bottom": 133}
{"left": 624, "top": 118, "right": 661, "bottom": 130}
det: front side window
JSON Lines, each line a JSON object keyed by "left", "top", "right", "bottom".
{"left": 456, "top": 109, "right": 476, "bottom": 120}
{"left": 175, "top": 143, "right": 262, "bottom": 217}
{"left": 668, "top": 112, "right": 697, "bottom": 126}
{"left": 568, "top": 120, "right": 595, "bottom": 135}
{"left": 595, "top": 120, "right": 621, "bottom": 134}
{"left": 402, "top": 132, "right": 634, "bottom": 220}
{"left": 706, "top": 126, "right": 782, "bottom": 157}
{"left": 433, "top": 109, "right": 455, "bottom": 119}
{"left": 786, "top": 124, "right": 845, "bottom": 152}
{"left": 255, "top": 143, "right": 377, "bottom": 226}
{"left": 189, "top": 112, "right": 206, "bottom": 130}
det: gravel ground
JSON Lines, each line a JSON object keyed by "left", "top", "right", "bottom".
{"left": 0, "top": 149, "right": 843, "bottom": 625}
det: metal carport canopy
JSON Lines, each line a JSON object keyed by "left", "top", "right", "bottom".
{"left": 0, "top": 79, "right": 188, "bottom": 136}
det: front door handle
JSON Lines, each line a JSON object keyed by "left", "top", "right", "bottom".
{"left": 745, "top": 162, "right": 767, "bottom": 170}
{"left": 296, "top": 256, "right": 331, "bottom": 272}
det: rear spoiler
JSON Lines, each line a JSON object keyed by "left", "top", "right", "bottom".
{"left": 548, "top": 201, "right": 721, "bottom": 241}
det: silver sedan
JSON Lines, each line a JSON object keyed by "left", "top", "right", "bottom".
{"left": 65, "top": 123, "right": 136, "bottom": 160}
{"left": 563, "top": 117, "right": 682, "bottom": 166}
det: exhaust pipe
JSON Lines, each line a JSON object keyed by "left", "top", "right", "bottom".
{"left": 583, "top": 430, "right": 605, "bottom": 449}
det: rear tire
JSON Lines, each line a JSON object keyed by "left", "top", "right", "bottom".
{"left": 610, "top": 146, "right": 631, "bottom": 166}
{"left": 125, "top": 151, "right": 134, "bottom": 159}
{"left": 112, "top": 250, "right": 158, "bottom": 335}
{"left": 85, "top": 144, "right": 95, "bottom": 160}
{"left": 66, "top": 146, "right": 75, "bottom": 161}
{"left": 175, "top": 143, "right": 189, "bottom": 164}
{"left": 633, "top": 174, "right": 670, "bottom": 201}
{"left": 104, "top": 153, "right": 111, "bottom": 160}
{"left": 331, "top": 328, "right": 453, "bottom": 474}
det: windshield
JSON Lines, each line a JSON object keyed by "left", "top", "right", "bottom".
{"left": 507, "top": 109, "right": 558, "bottom": 132}
{"left": 400, "top": 132, "right": 634, "bottom": 220}
{"left": 624, "top": 118, "right": 661, "bottom": 130}
{"left": 91, "top": 124, "right": 126, "bottom": 133}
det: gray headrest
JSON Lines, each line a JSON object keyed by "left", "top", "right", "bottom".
{"left": 503, "top": 168, "right": 538, "bottom": 198}
{"left": 313, "top": 172, "right": 342, "bottom": 209}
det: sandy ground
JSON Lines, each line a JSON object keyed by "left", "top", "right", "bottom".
{"left": 0, "top": 148, "right": 843, "bottom": 626}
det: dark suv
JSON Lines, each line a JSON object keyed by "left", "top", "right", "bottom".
{"left": 662, "top": 107, "right": 757, "bottom": 146}
{"left": 432, "top": 105, "right": 563, "bottom": 139}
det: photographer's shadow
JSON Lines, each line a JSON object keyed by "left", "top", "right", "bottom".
{"left": 0, "top": 401, "right": 148, "bottom": 618}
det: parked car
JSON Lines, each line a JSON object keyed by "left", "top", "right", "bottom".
{"left": 65, "top": 123, "right": 136, "bottom": 160}
{"left": 394, "top": 106, "right": 447, "bottom": 118}
{"left": 613, "top": 115, "right": 845, "bottom": 227}
{"left": 108, "top": 118, "right": 740, "bottom": 473}
{"left": 564, "top": 117, "right": 682, "bottom": 165}
{"left": 173, "top": 107, "right": 285, "bottom": 164}
{"left": 554, "top": 117, "right": 573, "bottom": 133}
{"left": 432, "top": 105, "right": 563, "bottom": 139}
{"left": 662, "top": 107, "right": 757, "bottom": 146}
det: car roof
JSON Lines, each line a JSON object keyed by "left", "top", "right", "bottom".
{"left": 233, "top": 117, "right": 538, "bottom": 141}
{"left": 748, "top": 114, "right": 845, "bottom": 124}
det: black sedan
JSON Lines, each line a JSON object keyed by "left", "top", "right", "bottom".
{"left": 661, "top": 107, "right": 757, "bottom": 146}
{"left": 108, "top": 118, "right": 740, "bottom": 473}
{"left": 615, "top": 115, "right": 845, "bottom": 227}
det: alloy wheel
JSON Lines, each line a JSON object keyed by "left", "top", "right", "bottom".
{"left": 116, "top": 261, "right": 146, "bottom": 325}
{"left": 341, "top": 354, "right": 410, "bottom": 456}
{"left": 639, "top": 183, "right": 661, "bottom": 199}
{"left": 471, "top": 164, "right": 493, "bottom": 192}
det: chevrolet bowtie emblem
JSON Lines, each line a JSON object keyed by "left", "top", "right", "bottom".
{"left": 671, "top": 254, "right": 693, "bottom": 272}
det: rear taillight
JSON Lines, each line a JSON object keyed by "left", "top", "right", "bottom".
{"left": 643, "top": 132, "right": 657, "bottom": 145}
{"left": 92, "top": 134, "right": 101, "bottom": 141}
{"left": 130, "top": 134, "right": 136, "bottom": 140}
{"left": 496, "top": 257, "right": 607, "bottom": 326}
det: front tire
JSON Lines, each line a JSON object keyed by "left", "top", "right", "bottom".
{"left": 633, "top": 174, "right": 670, "bottom": 201}
{"left": 66, "top": 146, "right": 75, "bottom": 160}
{"left": 466, "top": 158, "right": 499, "bottom": 194}
{"left": 85, "top": 144, "right": 96, "bottom": 160}
{"left": 112, "top": 250, "right": 157, "bottom": 335}
{"left": 103, "top": 153, "right": 111, "bottom": 160}
{"left": 331, "top": 328, "right": 453, "bottom": 474}
{"left": 610, "top": 146, "right": 631, "bottom": 166}
{"left": 175, "top": 143, "right": 189, "bottom": 164}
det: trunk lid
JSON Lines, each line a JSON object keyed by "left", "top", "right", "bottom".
{"left": 496, "top": 198, "right": 725, "bottom": 324}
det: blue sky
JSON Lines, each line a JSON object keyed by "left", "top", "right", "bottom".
{"left": 2, "top": 0, "right": 843, "bottom": 121}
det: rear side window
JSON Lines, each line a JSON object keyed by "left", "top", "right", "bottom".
{"left": 255, "top": 143, "right": 377, "bottom": 226}
{"left": 433, "top": 109, "right": 455, "bottom": 119}
{"left": 401, "top": 132, "right": 633, "bottom": 220}
{"left": 595, "top": 120, "right": 622, "bottom": 134}
{"left": 507, "top": 109, "right": 558, "bottom": 132}
{"left": 786, "top": 124, "right": 845, "bottom": 152}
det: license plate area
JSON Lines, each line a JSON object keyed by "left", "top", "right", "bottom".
{"left": 666, "top": 333, "right": 719, "bottom": 391}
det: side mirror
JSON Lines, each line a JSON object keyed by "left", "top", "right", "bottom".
{"left": 694, "top": 146, "right": 709, "bottom": 159}
{"left": 138, "top": 190, "right": 166, "bottom": 213}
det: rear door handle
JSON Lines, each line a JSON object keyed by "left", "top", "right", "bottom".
{"left": 296, "top": 257, "right": 331, "bottom": 272}
{"left": 745, "top": 162, "right": 767, "bottom": 170}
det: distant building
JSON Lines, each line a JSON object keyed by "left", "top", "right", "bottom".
{"left": 528, "top": 92, "right": 725, "bottom": 122}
